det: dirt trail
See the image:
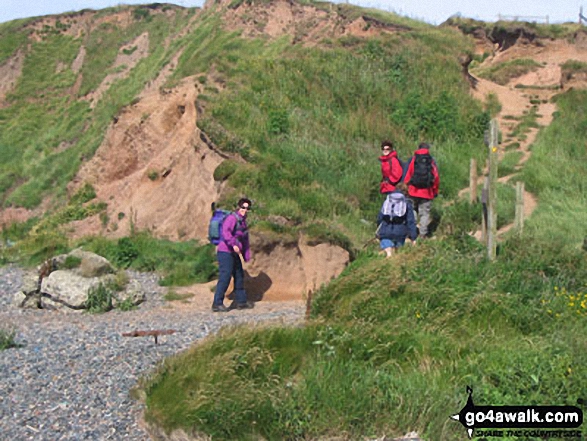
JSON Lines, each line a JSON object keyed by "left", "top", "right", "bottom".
{"left": 462, "top": 37, "right": 587, "bottom": 239}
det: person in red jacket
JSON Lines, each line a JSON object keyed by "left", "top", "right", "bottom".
{"left": 379, "top": 140, "right": 403, "bottom": 195}
{"left": 403, "top": 143, "right": 440, "bottom": 239}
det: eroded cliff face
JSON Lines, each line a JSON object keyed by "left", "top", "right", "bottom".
{"left": 69, "top": 77, "right": 225, "bottom": 242}
{"left": 245, "top": 234, "right": 350, "bottom": 302}
{"left": 0, "top": 2, "right": 367, "bottom": 301}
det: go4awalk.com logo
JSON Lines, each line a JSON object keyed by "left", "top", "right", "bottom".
{"left": 450, "top": 387, "right": 583, "bottom": 439}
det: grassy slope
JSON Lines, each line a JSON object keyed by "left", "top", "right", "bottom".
{"left": 0, "top": 1, "right": 494, "bottom": 273}
{"left": 0, "top": 7, "right": 195, "bottom": 209}
{"left": 1, "top": 4, "right": 586, "bottom": 438}
{"left": 183, "top": 6, "right": 490, "bottom": 246}
{"left": 143, "top": 237, "right": 587, "bottom": 440}
{"left": 141, "top": 10, "right": 587, "bottom": 441}
{"left": 0, "top": 7, "right": 227, "bottom": 286}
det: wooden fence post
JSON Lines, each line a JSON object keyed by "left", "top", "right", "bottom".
{"left": 487, "top": 119, "right": 499, "bottom": 261}
{"left": 515, "top": 181, "right": 525, "bottom": 234}
{"left": 481, "top": 177, "right": 488, "bottom": 244}
{"left": 469, "top": 159, "right": 478, "bottom": 204}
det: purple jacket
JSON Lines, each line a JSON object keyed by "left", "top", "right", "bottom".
{"left": 217, "top": 212, "right": 251, "bottom": 262}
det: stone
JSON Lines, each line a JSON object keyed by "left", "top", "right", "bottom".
{"left": 40, "top": 270, "right": 116, "bottom": 310}
{"left": 113, "top": 279, "right": 145, "bottom": 307}
{"left": 12, "top": 271, "right": 41, "bottom": 309}
{"left": 69, "top": 249, "right": 114, "bottom": 278}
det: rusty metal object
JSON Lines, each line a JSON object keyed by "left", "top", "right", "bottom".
{"left": 122, "top": 329, "right": 176, "bottom": 344}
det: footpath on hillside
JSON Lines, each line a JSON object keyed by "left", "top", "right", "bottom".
{"left": 458, "top": 39, "right": 587, "bottom": 239}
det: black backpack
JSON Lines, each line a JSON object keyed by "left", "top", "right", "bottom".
{"left": 408, "top": 153, "right": 434, "bottom": 189}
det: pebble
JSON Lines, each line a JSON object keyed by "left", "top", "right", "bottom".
{"left": 0, "top": 265, "right": 305, "bottom": 440}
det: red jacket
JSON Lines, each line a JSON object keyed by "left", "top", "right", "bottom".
{"left": 404, "top": 148, "right": 440, "bottom": 200}
{"left": 379, "top": 151, "right": 403, "bottom": 194}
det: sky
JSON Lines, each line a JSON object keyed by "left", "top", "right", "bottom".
{"left": 0, "top": 0, "right": 584, "bottom": 26}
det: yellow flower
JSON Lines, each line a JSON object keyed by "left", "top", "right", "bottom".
{"left": 415, "top": 312, "right": 421, "bottom": 319}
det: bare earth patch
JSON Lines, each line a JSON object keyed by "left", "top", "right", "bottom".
{"left": 467, "top": 35, "right": 587, "bottom": 237}
{"left": 0, "top": 50, "right": 24, "bottom": 107}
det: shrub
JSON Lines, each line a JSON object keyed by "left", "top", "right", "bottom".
{"left": 63, "top": 255, "right": 82, "bottom": 269}
{"left": 0, "top": 326, "right": 19, "bottom": 350}
{"left": 213, "top": 160, "right": 239, "bottom": 182}
{"left": 86, "top": 283, "right": 114, "bottom": 313}
{"left": 113, "top": 237, "right": 139, "bottom": 268}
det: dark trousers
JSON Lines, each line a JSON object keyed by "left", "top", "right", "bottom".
{"left": 213, "top": 251, "right": 246, "bottom": 306}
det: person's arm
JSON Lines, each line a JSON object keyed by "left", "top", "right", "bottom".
{"left": 381, "top": 159, "right": 392, "bottom": 181}
{"left": 432, "top": 162, "right": 440, "bottom": 197}
{"left": 390, "top": 157, "right": 403, "bottom": 184}
{"left": 221, "top": 214, "right": 239, "bottom": 252}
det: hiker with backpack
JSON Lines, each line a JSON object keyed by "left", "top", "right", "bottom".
{"left": 376, "top": 183, "right": 417, "bottom": 257}
{"left": 379, "top": 140, "right": 404, "bottom": 194}
{"left": 403, "top": 142, "right": 440, "bottom": 239}
{"left": 210, "top": 198, "right": 254, "bottom": 312}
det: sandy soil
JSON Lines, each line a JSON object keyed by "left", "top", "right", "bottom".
{"left": 465, "top": 34, "right": 587, "bottom": 238}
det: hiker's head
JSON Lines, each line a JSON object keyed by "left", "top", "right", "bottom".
{"left": 396, "top": 182, "right": 408, "bottom": 195}
{"left": 418, "top": 142, "right": 430, "bottom": 150}
{"left": 381, "top": 140, "right": 394, "bottom": 155}
{"left": 237, "top": 198, "right": 252, "bottom": 216}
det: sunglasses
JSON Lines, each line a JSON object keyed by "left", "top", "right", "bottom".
{"left": 239, "top": 205, "right": 251, "bottom": 210}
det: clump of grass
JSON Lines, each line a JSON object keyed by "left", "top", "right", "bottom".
{"left": 0, "top": 326, "right": 20, "bottom": 350}
{"left": 213, "top": 160, "right": 239, "bottom": 182}
{"left": 86, "top": 283, "right": 114, "bottom": 313}
{"left": 63, "top": 255, "right": 82, "bottom": 269}
{"left": 474, "top": 58, "right": 542, "bottom": 85}
{"left": 77, "top": 232, "right": 218, "bottom": 285}
{"left": 509, "top": 105, "right": 540, "bottom": 139}
{"left": 498, "top": 150, "right": 523, "bottom": 177}
{"left": 164, "top": 290, "right": 194, "bottom": 302}
{"left": 484, "top": 92, "right": 502, "bottom": 117}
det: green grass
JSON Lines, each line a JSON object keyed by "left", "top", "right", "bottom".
{"left": 520, "top": 89, "right": 587, "bottom": 249}
{"left": 0, "top": 6, "right": 193, "bottom": 210}
{"left": 0, "top": 326, "right": 19, "bottom": 350}
{"left": 498, "top": 150, "right": 523, "bottom": 177}
{"left": 143, "top": 239, "right": 587, "bottom": 440}
{"left": 444, "top": 16, "right": 583, "bottom": 41}
{"left": 474, "top": 58, "right": 542, "bottom": 86}
{"left": 2, "top": 2, "right": 587, "bottom": 439}
{"left": 76, "top": 232, "right": 218, "bottom": 285}
{"left": 508, "top": 105, "right": 541, "bottom": 140}
{"left": 141, "top": 48, "right": 587, "bottom": 441}
{"left": 164, "top": 291, "right": 194, "bottom": 302}
{"left": 188, "top": 20, "right": 488, "bottom": 245}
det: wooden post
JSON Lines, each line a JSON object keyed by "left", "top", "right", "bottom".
{"left": 481, "top": 178, "right": 488, "bottom": 244}
{"left": 487, "top": 119, "right": 499, "bottom": 261}
{"left": 515, "top": 181, "right": 525, "bottom": 234}
{"left": 469, "top": 158, "right": 478, "bottom": 204}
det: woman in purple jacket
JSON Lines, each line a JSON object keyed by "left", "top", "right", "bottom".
{"left": 212, "top": 198, "right": 254, "bottom": 312}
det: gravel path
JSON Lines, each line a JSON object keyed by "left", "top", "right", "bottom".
{"left": 0, "top": 265, "right": 305, "bottom": 440}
